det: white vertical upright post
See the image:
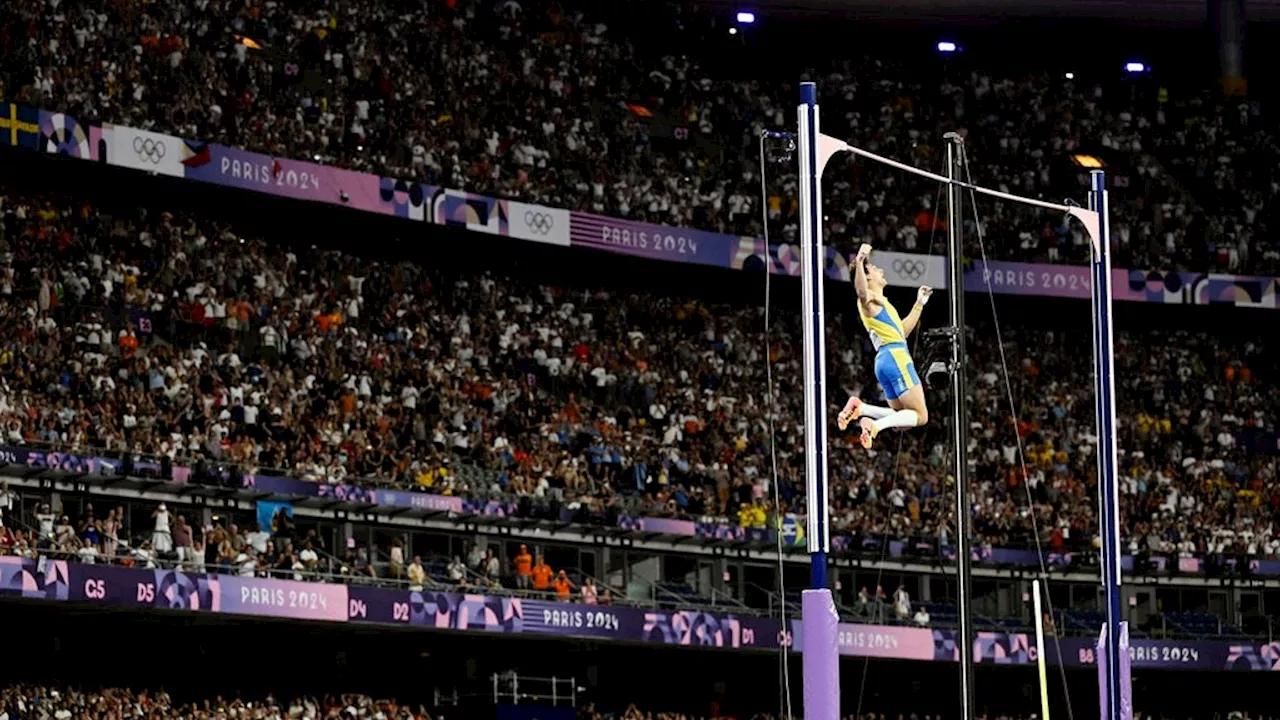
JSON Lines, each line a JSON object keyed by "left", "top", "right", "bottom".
{"left": 797, "top": 82, "right": 831, "bottom": 588}
{"left": 797, "top": 80, "right": 839, "bottom": 720}
{"left": 1089, "top": 169, "right": 1128, "bottom": 720}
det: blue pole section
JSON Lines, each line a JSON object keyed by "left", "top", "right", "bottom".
{"left": 1089, "top": 169, "right": 1125, "bottom": 720}
{"left": 797, "top": 81, "right": 830, "bottom": 590}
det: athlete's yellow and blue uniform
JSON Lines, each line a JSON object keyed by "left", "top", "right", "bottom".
{"left": 858, "top": 295, "right": 920, "bottom": 400}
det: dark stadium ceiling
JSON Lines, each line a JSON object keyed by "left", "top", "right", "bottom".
{"left": 714, "top": 0, "right": 1280, "bottom": 24}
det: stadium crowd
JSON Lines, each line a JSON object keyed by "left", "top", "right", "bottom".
{"left": 1, "top": 0, "right": 1277, "bottom": 273}
{"left": 0, "top": 687, "right": 429, "bottom": 720}
{"left": 0, "top": 485, "right": 614, "bottom": 603}
{"left": 2, "top": 3, "right": 1279, "bottom": 718}
{"left": 0, "top": 494, "right": 348, "bottom": 582}
{"left": 0, "top": 185, "right": 1278, "bottom": 565}
{"left": 0, "top": 687, "right": 1262, "bottom": 720}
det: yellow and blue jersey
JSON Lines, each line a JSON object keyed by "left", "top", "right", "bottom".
{"left": 858, "top": 296, "right": 919, "bottom": 400}
{"left": 857, "top": 295, "right": 908, "bottom": 349}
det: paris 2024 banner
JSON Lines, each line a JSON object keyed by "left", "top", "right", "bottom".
{"left": 2, "top": 556, "right": 1277, "bottom": 672}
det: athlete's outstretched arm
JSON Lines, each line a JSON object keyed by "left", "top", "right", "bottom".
{"left": 853, "top": 243, "right": 873, "bottom": 301}
{"left": 902, "top": 286, "right": 933, "bottom": 335}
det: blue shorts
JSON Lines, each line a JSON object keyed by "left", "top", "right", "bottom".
{"left": 874, "top": 343, "right": 920, "bottom": 401}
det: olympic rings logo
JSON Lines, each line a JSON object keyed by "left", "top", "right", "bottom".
{"left": 524, "top": 210, "right": 554, "bottom": 235}
{"left": 133, "top": 136, "right": 166, "bottom": 163}
{"left": 892, "top": 259, "right": 927, "bottom": 280}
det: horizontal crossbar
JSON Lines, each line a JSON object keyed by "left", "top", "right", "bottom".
{"left": 819, "top": 134, "right": 1101, "bottom": 250}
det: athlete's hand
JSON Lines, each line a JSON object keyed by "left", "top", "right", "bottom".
{"left": 916, "top": 286, "right": 933, "bottom": 305}
{"left": 856, "top": 243, "right": 873, "bottom": 263}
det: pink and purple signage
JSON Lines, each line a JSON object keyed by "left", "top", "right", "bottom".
{"left": 965, "top": 260, "right": 1280, "bottom": 308}
{"left": 0, "top": 555, "right": 70, "bottom": 600}
{"left": 68, "top": 564, "right": 345, "bottom": 622}
{"left": 244, "top": 474, "right": 489, "bottom": 515}
{"left": 179, "top": 143, "right": 437, "bottom": 221}
{"left": 569, "top": 213, "right": 738, "bottom": 266}
{"left": 789, "top": 621, "right": 938, "bottom": 661}
{"left": 13, "top": 100, "right": 1280, "bottom": 311}
{"left": 218, "top": 575, "right": 347, "bottom": 622}
{"left": 1, "top": 561, "right": 1262, "bottom": 670}
{"left": 568, "top": 212, "right": 852, "bottom": 280}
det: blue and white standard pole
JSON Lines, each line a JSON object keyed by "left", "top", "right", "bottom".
{"left": 798, "top": 82, "right": 830, "bottom": 588}
{"left": 1089, "top": 169, "right": 1131, "bottom": 720}
{"left": 797, "top": 80, "right": 839, "bottom": 720}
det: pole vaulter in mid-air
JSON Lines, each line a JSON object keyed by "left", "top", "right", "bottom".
{"left": 837, "top": 242, "right": 933, "bottom": 449}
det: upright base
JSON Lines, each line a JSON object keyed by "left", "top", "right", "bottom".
{"left": 802, "top": 589, "right": 839, "bottom": 720}
{"left": 1096, "top": 623, "right": 1132, "bottom": 720}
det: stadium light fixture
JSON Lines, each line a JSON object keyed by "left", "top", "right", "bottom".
{"left": 736, "top": 11, "right": 756, "bottom": 23}
{"left": 1125, "top": 62, "right": 1147, "bottom": 73}
{"left": 729, "top": 27, "right": 738, "bottom": 35}
{"left": 937, "top": 41, "right": 957, "bottom": 53}
{"left": 234, "top": 34, "right": 263, "bottom": 51}
{"left": 1065, "top": 72, "right": 1075, "bottom": 80}
{"left": 1072, "top": 154, "right": 1104, "bottom": 168}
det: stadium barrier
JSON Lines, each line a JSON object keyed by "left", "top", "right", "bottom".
{"left": 1, "top": 554, "right": 1276, "bottom": 671}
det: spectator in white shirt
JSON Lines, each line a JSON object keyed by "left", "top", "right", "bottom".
{"left": 401, "top": 381, "right": 419, "bottom": 410}
{"left": 913, "top": 606, "right": 931, "bottom": 626}
{"left": 580, "top": 577, "right": 598, "bottom": 604}
{"left": 407, "top": 556, "right": 428, "bottom": 592}
{"left": 447, "top": 556, "right": 466, "bottom": 585}
{"left": 893, "top": 585, "right": 911, "bottom": 619}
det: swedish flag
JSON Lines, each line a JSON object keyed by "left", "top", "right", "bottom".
{"left": 0, "top": 103, "right": 40, "bottom": 150}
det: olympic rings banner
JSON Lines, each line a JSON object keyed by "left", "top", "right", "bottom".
{"left": 434, "top": 190, "right": 571, "bottom": 247}
{"left": 2, "top": 555, "right": 1276, "bottom": 671}
{"left": 9, "top": 99, "right": 1280, "bottom": 309}
{"left": 100, "top": 123, "right": 186, "bottom": 178}
{"left": 10, "top": 103, "right": 440, "bottom": 221}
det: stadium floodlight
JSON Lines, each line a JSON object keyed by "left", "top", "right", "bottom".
{"left": 1125, "top": 62, "right": 1147, "bottom": 73}
{"left": 1072, "top": 154, "right": 1104, "bottom": 169}
{"left": 1065, "top": 72, "right": 1075, "bottom": 80}
{"left": 729, "top": 27, "right": 738, "bottom": 35}
{"left": 937, "top": 41, "right": 957, "bottom": 52}
{"left": 736, "top": 11, "right": 756, "bottom": 23}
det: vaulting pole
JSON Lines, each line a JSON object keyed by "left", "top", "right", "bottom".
{"left": 797, "top": 80, "right": 839, "bottom": 720}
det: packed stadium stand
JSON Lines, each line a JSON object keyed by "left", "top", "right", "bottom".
{"left": 2, "top": 0, "right": 1278, "bottom": 273}
{"left": 0, "top": 183, "right": 1276, "bottom": 563}
{"left": 0, "top": 686, "right": 1262, "bottom": 720}
{"left": 4, "top": 1, "right": 1280, "bottom": 719}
